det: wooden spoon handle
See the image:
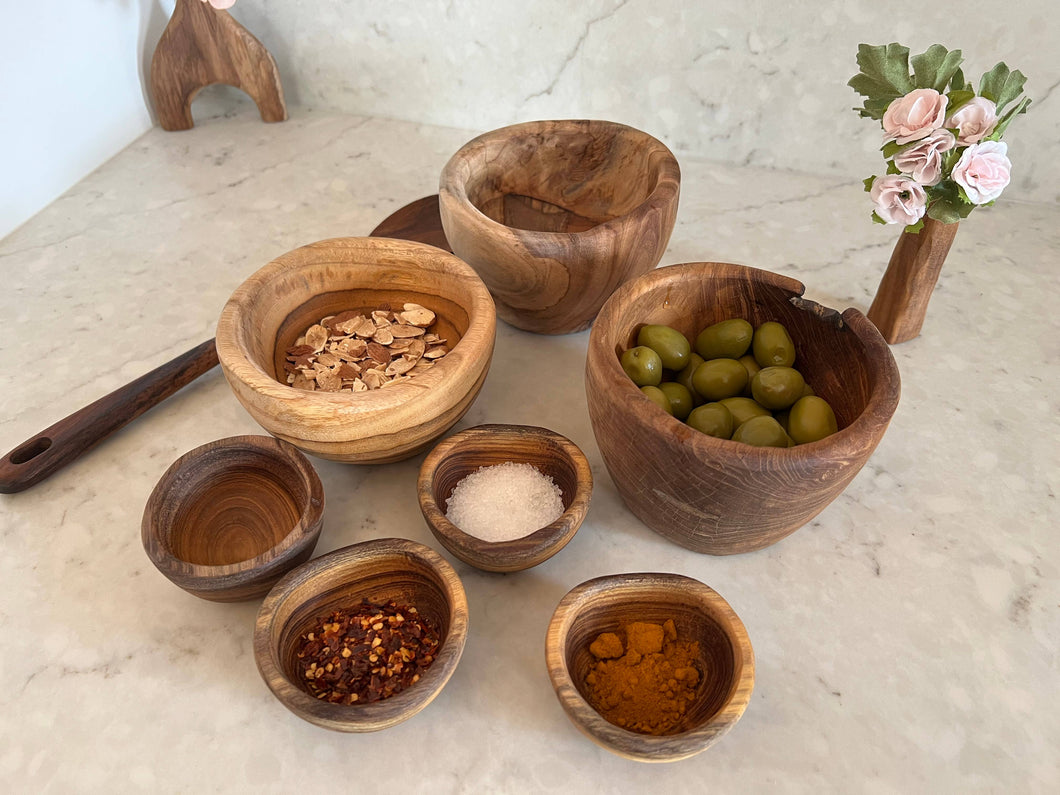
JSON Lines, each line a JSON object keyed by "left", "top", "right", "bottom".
{"left": 0, "top": 339, "right": 219, "bottom": 494}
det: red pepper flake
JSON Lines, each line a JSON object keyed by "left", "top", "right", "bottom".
{"left": 294, "top": 599, "right": 441, "bottom": 705}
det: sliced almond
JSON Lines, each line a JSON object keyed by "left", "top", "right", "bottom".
{"left": 423, "top": 345, "right": 449, "bottom": 359}
{"left": 372, "top": 326, "right": 394, "bottom": 345}
{"left": 362, "top": 370, "right": 385, "bottom": 390}
{"left": 316, "top": 369, "right": 342, "bottom": 392}
{"left": 385, "top": 356, "right": 417, "bottom": 376}
{"left": 400, "top": 304, "right": 436, "bottom": 327}
{"left": 366, "top": 342, "right": 391, "bottom": 364}
{"left": 390, "top": 324, "right": 426, "bottom": 338}
{"left": 305, "top": 324, "right": 330, "bottom": 352}
{"left": 351, "top": 317, "right": 377, "bottom": 338}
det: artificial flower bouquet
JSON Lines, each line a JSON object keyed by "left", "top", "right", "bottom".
{"left": 849, "top": 43, "right": 1031, "bottom": 232}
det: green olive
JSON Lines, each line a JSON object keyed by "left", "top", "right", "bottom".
{"left": 719, "top": 396, "right": 771, "bottom": 428}
{"left": 687, "top": 402, "right": 734, "bottom": 439}
{"left": 751, "top": 366, "right": 805, "bottom": 410}
{"left": 738, "top": 354, "right": 761, "bottom": 389}
{"left": 691, "top": 358, "right": 748, "bottom": 401}
{"left": 674, "top": 353, "right": 705, "bottom": 405}
{"left": 788, "top": 395, "right": 838, "bottom": 444}
{"left": 694, "top": 319, "right": 753, "bottom": 360}
{"left": 752, "top": 321, "right": 796, "bottom": 368}
{"left": 620, "top": 346, "right": 663, "bottom": 387}
{"left": 731, "top": 415, "right": 789, "bottom": 447}
{"left": 658, "top": 382, "right": 694, "bottom": 420}
{"left": 801, "top": 382, "right": 815, "bottom": 398}
{"left": 640, "top": 385, "right": 673, "bottom": 415}
{"left": 637, "top": 324, "right": 692, "bottom": 371}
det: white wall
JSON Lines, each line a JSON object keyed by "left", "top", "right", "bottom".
{"left": 0, "top": 1, "right": 159, "bottom": 239}
{"left": 3, "top": 0, "right": 1057, "bottom": 240}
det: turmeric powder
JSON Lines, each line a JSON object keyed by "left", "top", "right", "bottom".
{"left": 583, "top": 619, "right": 701, "bottom": 735}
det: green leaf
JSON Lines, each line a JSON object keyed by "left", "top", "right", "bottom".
{"left": 979, "top": 63, "right": 1027, "bottom": 112}
{"left": 881, "top": 141, "right": 903, "bottom": 159}
{"left": 945, "top": 89, "right": 976, "bottom": 115}
{"left": 989, "top": 96, "right": 1032, "bottom": 140}
{"left": 911, "top": 45, "right": 963, "bottom": 92}
{"left": 927, "top": 199, "right": 963, "bottom": 224}
{"left": 903, "top": 218, "right": 926, "bottom": 234}
{"left": 849, "top": 43, "right": 915, "bottom": 104}
{"left": 886, "top": 160, "right": 902, "bottom": 175}
{"left": 948, "top": 67, "right": 972, "bottom": 93}
{"left": 871, "top": 211, "right": 889, "bottom": 225}
{"left": 863, "top": 175, "right": 878, "bottom": 192}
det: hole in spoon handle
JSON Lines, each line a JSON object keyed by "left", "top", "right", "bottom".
{"left": 7, "top": 437, "right": 54, "bottom": 466}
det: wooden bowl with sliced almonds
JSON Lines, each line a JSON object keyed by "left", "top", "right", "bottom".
{"left": 216, "top": 237, "right": 496, "bottom": 463}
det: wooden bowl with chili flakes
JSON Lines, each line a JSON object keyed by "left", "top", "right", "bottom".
{"left": 545, "top": 572, "right": 754, "bottom": 762}
{"left": 254, "top": 538, "right": 469, "bottom": 732}
{"left": 215, "top": 236, "right": 496, "bottom": 464}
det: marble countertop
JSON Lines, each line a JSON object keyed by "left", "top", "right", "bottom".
{"left": 1, "top": 109, "right": 1056, "bottom": 793}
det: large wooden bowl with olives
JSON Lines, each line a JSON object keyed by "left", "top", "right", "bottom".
{"left": 585, "top": 262, "right": 900, "bottom": 554}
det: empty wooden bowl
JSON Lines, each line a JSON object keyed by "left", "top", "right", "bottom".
{"left": 254, "top": 538, "right": 469, "bottom": 732}
{"left": 546, "top": 572, "right": 754, "bottom": 762}
{"left": 141, "top": 435, "right": 324, "bottom": 602}
{"left": 438, "top": 119, "right": 680, "bottom": 334}
{"left": 417, "top": 425, "right": 592, "bottom": 573}
{"left": 215, "top": 236, "right": 496, "bottom": 463}
{"left": 586, "top": 262, "right": 901, "bottom": 554}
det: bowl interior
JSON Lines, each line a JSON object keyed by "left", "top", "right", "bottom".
{"left": 609, "top": 270, "right": 876, "bottom": 430}
{"left": 463, "top": 122, "right": 668, "bottom": 234}
{"left": 262, "top": 287, "right": 469, "bottom": 386}
{"left": 563, "top": 588, "right": 740, "bottom": 734}
{"left": 163, "top": 444, "right": 313, "bottom": 567}
{"left": 273, "top": 551, "right": 454, "bottom": 697}
{"left": 430, "top": 431, "right": 580, "bottom": 518}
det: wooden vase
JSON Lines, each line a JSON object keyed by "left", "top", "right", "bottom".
{"left": 867, "top": 217, "right": 959, "bottom": 344}
{"left": 150, "top": 0, "right": 286, "bottom": 131}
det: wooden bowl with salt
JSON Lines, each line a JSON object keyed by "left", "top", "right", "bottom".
{"left": 417, "top": 424, "right": 593, "bottom": 573}
{"left": 215, "top": 236, "right": 496, "bottom": 464}
{"left": 545, "top": 572, "right": 754, "bottom": 763}
{"left": 439, "top": 119, "right": 680, "bottom": 335}
{"left": 141, "top": 435, "right": 324, "bottom": 602}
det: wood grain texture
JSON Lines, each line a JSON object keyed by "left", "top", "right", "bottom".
{"left": 0, "top": 339, "right": 218, "bottom": 494}
{"left": 585, "top": 262, "right": 901, "bottom": 555}
{"left": 439, "top": 120, "right": 680, "bottom": 334}
{"left": 150, "top": 0, "right": 286, "bottom": 131}
{"left": 141, "top": 435, "right": 324, "bottom": 602}
{"left": 254, "top": 538, "right": 469, "bottom": 732}
{"left": 417, "top": 424, "right": 593, "bottom": 572}
{"left": 545, "top": 573, "right": 754, "bottom": 762}
{"left": 215, "top": 236, "right": 496, "bottom": 463}
{"left": 867, "top": 218, "right": 959, "bottom": 344}
{"left": 369, "top": 195, "right": 452, "bottom": 253}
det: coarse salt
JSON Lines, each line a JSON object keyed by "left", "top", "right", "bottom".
{"left": 445, "top": 462, "right": 564, "bottom": 542}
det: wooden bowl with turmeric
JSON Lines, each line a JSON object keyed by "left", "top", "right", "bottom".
{"left": 545, "top": 572, "right": 754, "bottom": 762}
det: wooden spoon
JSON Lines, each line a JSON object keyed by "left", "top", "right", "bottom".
{"left": 0, "top": 196, "right": 449, "bottom": 493}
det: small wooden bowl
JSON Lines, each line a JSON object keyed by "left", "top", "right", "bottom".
{"left": 546, "top": 573, "right": 754, "bottom": 763}
{"left": 215, "top": 237, "right": 496, "bottom": 463}
{"left": 417, "top": 425, "right": 592, "bottom": 573}
{"left": 586, "top": 262, "right": 901, "bottom": 554}
{"left": 254, "top": 538, "right": 469, "bottom": 732}
{"left": 439, "top": 120, "right": 680, "bottom": 334}
{"left": 141, "top": 435, "right": 324, "bottom": 602}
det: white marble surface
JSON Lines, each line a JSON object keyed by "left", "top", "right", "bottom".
{"left": 0, "top": 109, "right": 1057, "bottom": 792}
{"left": 226, "top": 0, "right": 1060, "bottom": 204}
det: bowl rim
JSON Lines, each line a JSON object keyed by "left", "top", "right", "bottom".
{"left": 214, "top": 236, "right": 497, "bottom": 421}
{"left": 586, "top": 261, "right": 901, "bottom": 469}
{"left": 416, "top": 423, "right": 593, "bottom": 572}
{"left": 253, "top": 537, "right": 469, "bottom": 732}
{"left": 439, "top": 118, "right": 681, "bottom": 243}
{"left": 141, "top": 434, "right": 325, "bottom": 583}
{"left": 545, "top": 572, "right": 755, "bottom": 762}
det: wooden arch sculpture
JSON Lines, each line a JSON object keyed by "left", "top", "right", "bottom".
{"left": 150, "top": 0, "right": 287, "bottom": 131}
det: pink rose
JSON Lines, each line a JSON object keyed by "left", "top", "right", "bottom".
{"left": 882, "top": 89, "right": 948, "bottom": 144}
{"left": 893, "top": 129, "right": 956, "bottom": 186}
{"left": 870, "top": 175, "right": 927, "bottom": 225}
{"left": 201, "top": 0, "right": 237, "bottom": 8}
{"left": 952, "top": 141, "right": 1011, "bottom": 204}
{"left": 944, "top": 97, "right": 999, "bottom": 145}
